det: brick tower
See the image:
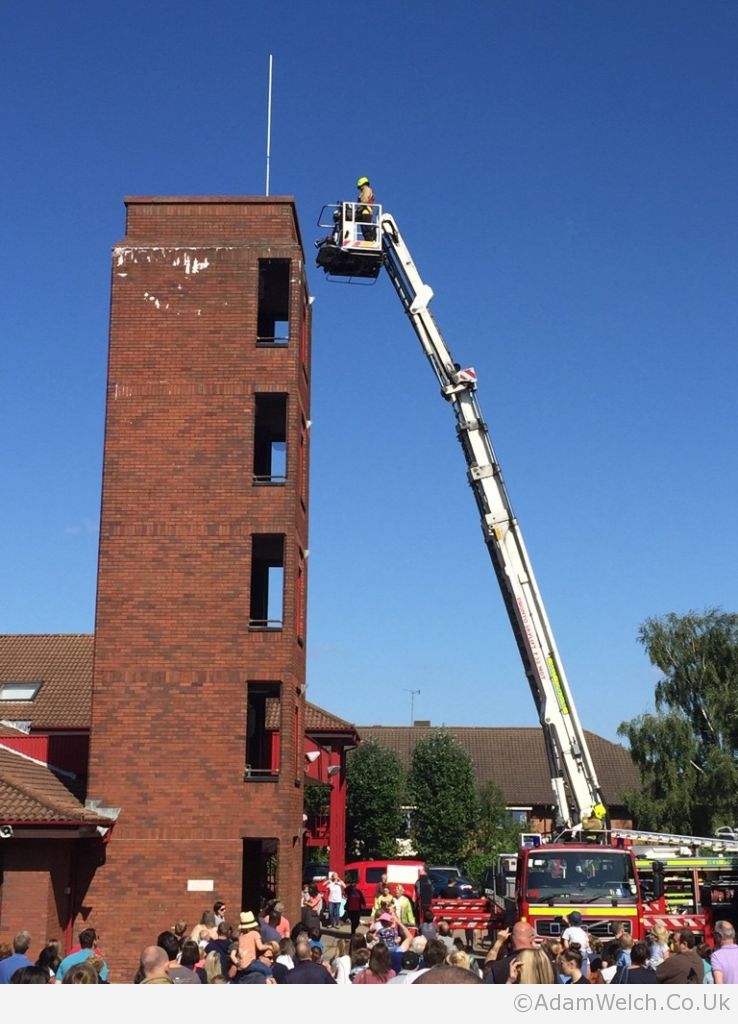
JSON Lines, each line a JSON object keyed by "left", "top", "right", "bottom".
{"left": 86, "top": 197, "right": 310, "bottom": 976}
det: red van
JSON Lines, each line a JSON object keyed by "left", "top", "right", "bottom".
{"left": 343, "top": 859, "right": 426, "bottom": 909}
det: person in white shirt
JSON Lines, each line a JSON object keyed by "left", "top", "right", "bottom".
{"left": 562, "top": 912, "right": 591, "bottom": 977}
{"left": 326, "top": 872, "right": 346, "bottom": 928}
{"left": 331, "top": 938, "right": 352, "bottom": 984}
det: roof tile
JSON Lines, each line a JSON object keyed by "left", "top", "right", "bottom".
{"left": 0, "top": 746, "right": 110, "bottom": 824}
{"left": 305, "top": 702, "right": 358, "bottom": 734}
{"left": 0, "top": 635, "right": 93, "bottom": 728}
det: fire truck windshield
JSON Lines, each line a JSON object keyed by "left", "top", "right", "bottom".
{"left": 525, "top": 850, "right": 637, "bottom": 904}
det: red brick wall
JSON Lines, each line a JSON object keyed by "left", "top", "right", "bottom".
{"left": 85, "top": 197, "right": 309, "bottom": 980}
{"left": 0, "top": 840, "right": 74, "bottom": 957}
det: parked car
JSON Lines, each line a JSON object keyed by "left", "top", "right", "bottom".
{"left": 441, "top": 874, "right": 481, "bottom": 898}
{"left": 427, "top": 865, "right": 462, "bottom": 893}
{"left": 343, "top": 859, "right": 426, "bottom": 908}
{"left": 427, "top": 866, "right": 480, "bottom": 898}
{"left": 302, "top": 862, "right": 329, "bottom": 885}
{"left": 480, "top": 865, "right": 497, "bottom": 900}
{"left": 428, "top": 864, "right": 463, "bottom": 880}
{"left": 715, "top": 827, "right": 738, "bottom": 841}
{"left": 427, "top": 868, "right": 453, "bottom": 896}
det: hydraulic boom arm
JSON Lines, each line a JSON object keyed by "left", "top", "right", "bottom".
{"left": 378, "top": 213, "right": 605, "bottom": 829}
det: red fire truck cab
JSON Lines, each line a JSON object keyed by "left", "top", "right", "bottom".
{"left": 512, "top": 843, "right": 647, "bottom": 941}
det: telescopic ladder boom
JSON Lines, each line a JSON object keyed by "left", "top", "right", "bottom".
{"left": 377, "top": 212, "right": 605, "bottom": 829}
{"left": 607, "top": 827, "right": 738, "bottom": 854}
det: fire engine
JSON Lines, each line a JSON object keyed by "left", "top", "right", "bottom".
{"left": 638, "top": 854, "right": 738, "bottom": 941}
{"left": 316, "top": 200, "right": 738, "bottom": 940}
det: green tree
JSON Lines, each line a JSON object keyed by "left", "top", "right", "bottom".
{"left": 303, "top": 781, "right": 332, "bottom": 818}
{"left": 302, "top": 783, "right": 331, "bottom": 865}
{"left": 462, "top": 781, "right": 526, "bottom": 881}
{"left": 346, "top": 741, "right": 405, "bottom": 859}
{"left": 408, "top": 731, "right": 479, "bottom": 863}
{"left": 618, "top": 609, "right": 738, "bottom": 836}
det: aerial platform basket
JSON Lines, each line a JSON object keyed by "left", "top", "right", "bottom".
{"left": 315, "top": 202, "right": 384, "bottom": 280}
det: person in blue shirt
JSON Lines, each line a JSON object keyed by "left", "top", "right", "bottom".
{"left": 56, "top": 927, "right": 109, "bottom": 983}
{"left": 0, "top": 930, "right": 33, "bottom": 983}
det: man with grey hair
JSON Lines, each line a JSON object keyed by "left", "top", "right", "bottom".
{"left": 712, "top": 920, "right": 738, "bottom": 984}
{"left": 0, "top": 931, "right": 33, "bottom": 984}
{"left": 283, "top": 939, "right": 336, "bottom": 984}
{"left": 140, "top": 945, "right": 172, "bottom": 984}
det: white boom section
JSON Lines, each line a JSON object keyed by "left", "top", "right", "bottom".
{"left": 608, "top": 827, "right": 738, "bottom": 854}
{"left": 379, "top": 213, "right": 604, "bottom": 829}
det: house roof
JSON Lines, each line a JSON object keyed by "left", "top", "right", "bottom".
{"left": 358, "top": 725, "right": 639, "bottom": 809}
{"left": 305, "top": 702, "right": 359, "bottom": 737}
{"left": 0, "top": 635, "right": 360, "bottom": 741}
{"left": 0, "top": 745, "right": 110, "bottom": 825}
{"left": 0, "top": 634, "right": 94, "bottom": 729}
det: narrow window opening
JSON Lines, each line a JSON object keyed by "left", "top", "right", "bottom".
{"left": 299, "top": 417, "right": 308, "bottom": 510}
{"left": 294, "top": 689, "right": 302, "bottom": 784}
{"left": 242, "top": 838, "right": 278, "bottom": 913}
{"left": 257, "top": 259, "right": 290, "bottom": 346}
{"left": 296, "top": 553, "right": 305, "bottom": 646}
{"left": 253, "top": 394, "right": 288, "bottom": 484}
{"left": 245, "top": 681, "right": 281, "bottom": 779}
{"left": 300, "top": 304, "right": 310, "bottom": 371}
{"left": 250, "top": 534, "right": 285, "bottom": 629}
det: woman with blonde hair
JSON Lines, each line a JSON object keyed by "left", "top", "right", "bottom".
{"left": 446, "top": 948, "right": 481, "bottom": 977}
{"left": 648, "top": 923, "right": 670, "bottom": 968}
{"left": 507, "top": 948, "right": 556, "bottom": 984}
{"left": 204, "top": 948, "right": 227, "bottom": 984}
{"left": 332, "top": 937, "right": 352, "bottom": 984}
{"left": 190, "top": 910, "right": 218, "bottom": 945}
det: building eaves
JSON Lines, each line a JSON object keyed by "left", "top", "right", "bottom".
{"left": 0, "top": 746, "right": 109, "bottom": 825}
{"left": 305, "top": 702, "right": 359, "bottom": 736}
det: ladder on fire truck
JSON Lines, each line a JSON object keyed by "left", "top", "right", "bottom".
{"left": 607, "top": 826, "right": 738, "bottom": 854}
{"left": 316, "top": 202, "right": 606, "bottom": 830}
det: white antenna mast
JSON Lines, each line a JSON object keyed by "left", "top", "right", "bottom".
{"left": 265, "top": 54, "right": 273, "bottom": 196}
{"left": 404, "top": 688, "right": 421, "bottom": 725}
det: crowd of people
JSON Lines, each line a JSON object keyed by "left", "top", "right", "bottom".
{"left": 482, "top": 915, "right": 738, "bottom": 985}
{"left": 1, "top": 889, "right": 737, "bottom": 985}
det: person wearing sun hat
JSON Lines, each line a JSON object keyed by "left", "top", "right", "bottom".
{"left": 371, "top": 909, "right": 412, "bottom": 968}
{"left": 237, "top": 911, "right": 268, "bottom": 970}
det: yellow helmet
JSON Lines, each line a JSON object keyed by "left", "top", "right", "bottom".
{"left": 356, "top": 176, "right": 370, "bottom": 187}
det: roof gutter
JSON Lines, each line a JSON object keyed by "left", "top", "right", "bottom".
{"left": 0, "top": 822, "right": 116, "bottom": 839}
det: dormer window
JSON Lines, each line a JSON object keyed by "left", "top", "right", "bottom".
{"left": 0, "top": 681, "right": 43, "bottom": 701}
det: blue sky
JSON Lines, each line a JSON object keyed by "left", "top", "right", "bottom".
{"left": 1, "top": 1, "right": 736, "bottom": 743}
